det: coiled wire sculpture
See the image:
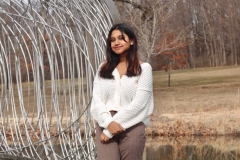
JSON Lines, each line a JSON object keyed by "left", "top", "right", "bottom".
{"left": 0, "top": 0, "right": 120, "bottom": 159}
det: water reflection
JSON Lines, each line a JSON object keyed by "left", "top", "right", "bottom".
{"left": 144, "top": 136, "right": 240, "bottom": 160}
{"left": 2, "top": 136, "right": 240, "bottom": 159}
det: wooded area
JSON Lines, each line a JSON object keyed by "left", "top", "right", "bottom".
{"left": 114, "top": 0, "right": 240, "bottom": 70}
{"left": 1, "top": 0, "right": 240, "bottom": 77}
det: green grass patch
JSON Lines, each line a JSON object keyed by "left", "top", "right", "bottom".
{"left": 153, "top": 66, "right": 240, "bottom": 88}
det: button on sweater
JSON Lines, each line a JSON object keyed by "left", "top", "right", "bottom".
{"left": 90, "top": 63, "right": 154, "bottom": 138}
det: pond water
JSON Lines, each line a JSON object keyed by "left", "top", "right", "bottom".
{"left": 143, "top": 136, "right": 240, "bottom": 160}
{"left": 1, "top": 136, "right": 240, "bottom": 159}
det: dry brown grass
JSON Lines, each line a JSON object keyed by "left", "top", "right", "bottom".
{"left": 147, "top": 66, "right": 240, "bottom": 137}
{"left": 2, "top": 66, "right": 240, "bottom": 143}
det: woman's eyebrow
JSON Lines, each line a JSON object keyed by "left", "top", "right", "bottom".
{"left": 111, "top": 34, "right": 123, "bottom": 39}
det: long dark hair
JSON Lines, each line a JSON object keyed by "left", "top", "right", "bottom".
{"left": 100, "top": 23, "right": 142, "bottom": 79}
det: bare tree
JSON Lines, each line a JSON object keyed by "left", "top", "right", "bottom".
{"left": 114, "top": 0, "right": 193, "bottom": 64}
{"left": 114, "top": 0, "right": 240, "bottom": 69}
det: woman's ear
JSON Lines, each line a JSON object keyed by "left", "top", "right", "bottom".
{"left": 130, "top": 39, "right": 134, "bottom": 45}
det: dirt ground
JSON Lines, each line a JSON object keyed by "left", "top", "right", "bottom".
{"left": 146, "top": 82, "right": 240, "bottom": 137}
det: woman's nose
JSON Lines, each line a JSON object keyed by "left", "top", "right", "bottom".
{"left": 115, "top": 40, "right": 119, "bottom": 45}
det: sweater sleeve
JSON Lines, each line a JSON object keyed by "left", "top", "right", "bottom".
{"left": 103, "top": 64, "right": 153, "bottom": 138}
{"left": 90, "top": 71, "right": 113, "bottom": 129}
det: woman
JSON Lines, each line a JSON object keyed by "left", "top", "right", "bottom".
{"left": 91, "top": 23, "right": 154, "bottom": 160}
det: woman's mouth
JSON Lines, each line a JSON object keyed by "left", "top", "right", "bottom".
{"left": 114, "top": 46, "right": 121, "bottom": 50}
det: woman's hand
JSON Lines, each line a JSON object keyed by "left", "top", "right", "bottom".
{"left": 100, "top": 133, "right": 109, "bottom": 143}
{"left": 107, "top": 121, "right": 125, "bottom": 135}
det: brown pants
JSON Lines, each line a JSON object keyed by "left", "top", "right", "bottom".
{"left": 96, "top": 114, "right": 146, "bottom": 160}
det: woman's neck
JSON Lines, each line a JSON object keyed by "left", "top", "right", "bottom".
{"left": 119, "top": 54, "right": 127, "bottom": 63}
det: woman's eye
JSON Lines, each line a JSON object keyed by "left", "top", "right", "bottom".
{"left": 111, "top": 39, "right": 115, "bottom": 42}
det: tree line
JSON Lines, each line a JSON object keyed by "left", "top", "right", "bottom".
{"left": 114, "top": 0, "right": 240, "bottom": 70}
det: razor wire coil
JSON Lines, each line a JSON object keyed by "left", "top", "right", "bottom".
{"left": 0, "top": 0, "right": 116, "bottom": 159}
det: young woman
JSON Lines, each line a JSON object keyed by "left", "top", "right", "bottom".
{"left": 91, "top": 23, "right": 154, "bottom": 160}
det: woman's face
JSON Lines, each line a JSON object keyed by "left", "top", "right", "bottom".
{"left": 110, "top": 29, "right": 133, "bottom": 55}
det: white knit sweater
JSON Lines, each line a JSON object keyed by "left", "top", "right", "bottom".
{"left": 90, "top": 63, "right": 154, "bottom": 138}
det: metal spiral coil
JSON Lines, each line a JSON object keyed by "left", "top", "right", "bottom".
{"left": 0, "top": 0, "right": 119, "bottom": 159}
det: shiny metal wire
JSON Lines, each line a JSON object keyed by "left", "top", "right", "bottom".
{"left": 0, "top": 0, "right": 119, "bottom": 159}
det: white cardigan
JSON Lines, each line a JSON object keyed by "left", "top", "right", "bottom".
{"left": 90, "top": 63, "right": 154, "bottom": 138}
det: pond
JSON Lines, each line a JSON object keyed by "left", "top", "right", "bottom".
{"left": 143, "top": 136, "right": 240, "bottom": 160}
{"left": 1, "top": 136, "right": 240, "bottom": 159}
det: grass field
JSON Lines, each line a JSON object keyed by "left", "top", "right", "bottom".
{"left": 147, "top": 65, "right": 240, "bottom": 137}
{"left": 2, "top": 65, "right": 240, "bottom": 140}
{"left": 153, "top": 66, "right": 240, "bottom": 88}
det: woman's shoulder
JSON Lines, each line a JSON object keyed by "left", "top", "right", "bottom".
{"left": 139, "top": 62, "right": 152, "bottom": 76}
{"left": 140, "top": 62, "right": 152, "bottom": 69}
